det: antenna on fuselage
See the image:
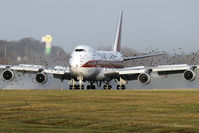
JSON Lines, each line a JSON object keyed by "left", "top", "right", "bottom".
{"left": 112, "top": 10, "right": 123, "bottom": 52}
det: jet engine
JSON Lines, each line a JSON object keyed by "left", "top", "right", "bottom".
{"left": 2, "top": 70, "right": 14, "bottom": 81}
{"left": 138, "top": 73, "right": 151, "bottom": 84}
{"left": 35, "top": 73, "right": 47, "bottom": 84}
{"left": 183, "top": 70, "right": 196, "bottom": 81}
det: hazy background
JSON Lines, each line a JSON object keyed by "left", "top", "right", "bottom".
{"left": 1, "top": 0, "right": 199, "bottom": 89}
{"left": 0, "top": 0, "right": 199, "bottom": 53}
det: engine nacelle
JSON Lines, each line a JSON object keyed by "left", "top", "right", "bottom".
{"left": 138, "top": 73, "right": 151, "bottom": 84}
{"left": 35, "top": 73, "right": 47, "bottom": 84}
{"left": 183, "top": 70, "right": 196, "bottom": 81}
{"left": 2, "top": 70, "right": 14, "bottom": 81}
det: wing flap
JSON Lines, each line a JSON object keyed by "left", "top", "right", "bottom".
{"left": 10, "top": 64, "right": 70, "bottom": 74}
{"left": 103, "top": 64, "right": 198, "bottom": 81}
{"left": 11, "top": 64, "right": 44, "bottom": 72}
{"left": 0, "top": 65, "right": 10, "bottom": 69}
{"left": 0, "top": 64, "right": 72, "bottom": 80}
{"left": 44, "top": 66, "right": 70, "bottom": 74}
{"left": 104, "top": 66, "right": 148, "bottom": 80}
{"left": 104, "top": 66, "right": 146, "bottom": 76}
{"left": 152, "top": 64, "right": 196, "bottom": 75}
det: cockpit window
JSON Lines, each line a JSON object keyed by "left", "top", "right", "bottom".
{"left": 75, "top": 49, "right": 85, "bottom": 52}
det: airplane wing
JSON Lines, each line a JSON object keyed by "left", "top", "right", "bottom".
{"left": 0, "top": 64, "right": 71, "bottom": 84}
{"left": 123, "top": 53, "right": 165, "bottom": 61}
{"left": 104, "top": 64, "right": 198, "bottom": 84}
{"left": 0, "top": 63, "right": 197, "bottom": 88}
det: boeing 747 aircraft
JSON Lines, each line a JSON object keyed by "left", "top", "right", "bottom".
{"left": 0, "top": 11, "right": 197, "bottom": 89}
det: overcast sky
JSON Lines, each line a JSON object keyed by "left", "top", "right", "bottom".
{"left": 0, "top": 0, "right": 199, "bottom": 53}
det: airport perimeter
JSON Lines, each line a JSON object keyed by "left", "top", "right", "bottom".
{"left": 0, "top": 89, "right": 199, "bottom": 133}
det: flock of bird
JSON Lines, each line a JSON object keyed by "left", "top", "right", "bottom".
{"left": 1, "top": 47, "right": 199, "bottom": 89}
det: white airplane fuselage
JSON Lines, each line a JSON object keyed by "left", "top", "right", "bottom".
{"left": 69, "top": 45, "right": 124, "bottom": 81}
{"left": 68, "top": 11, "right": 124, "bottom": 83}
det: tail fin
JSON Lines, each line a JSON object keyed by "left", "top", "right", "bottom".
{"left": 112, "top": 10, "right": 123, "bottom": 52}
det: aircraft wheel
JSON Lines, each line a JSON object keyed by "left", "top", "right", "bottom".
{"left": 116, "top": 85, "right": 125, "bottom": 90}
{"left": 104, "top": 85, "right": 111, "bottom": 90}
{"left": 91, "top": 85, "right": 96, "bottom": 90}
{"left": 117, "top": 85, "right": 120, "bottom": 90}
{"left": 87, "top": 85, "right": 91, "bottom": 90}
{"left": 108, "top": 85, "right": 112, "bottom": 90}
{"left": 70, "top": 85, "right": 77, "bottom": 90}
{"left": 75, "top": 85, "right": 80, "bottom": 90}
{"left": 103, "top": 85, "right": 107, "bottom": 90}
{"left": 81, "top": 85, "right": 84, "bottom": 90}
{"left": 69, "top": 85, "right": 73, "bottom": 90}
{"left": 122, "top": 85, "right": 125, "bottom": 90}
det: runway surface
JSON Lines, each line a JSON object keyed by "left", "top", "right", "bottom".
{"left": 0, "top": 89, "right": 199, "bottom": 132}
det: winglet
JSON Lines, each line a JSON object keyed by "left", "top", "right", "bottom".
{"left": 112, "top": 10, "right": 123, "bottom": 52}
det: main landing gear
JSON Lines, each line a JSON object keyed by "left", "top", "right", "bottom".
{"left": 116, "top": 85, "right": 125, "bottom": 90}
{"left": 103, "top": 85, "right": 112, "bottom": 90}
{"left": 87, "top": 81, "right": 96, "bottom": 90}
{"left": 103, "top": 81, "right": 112, "bottom": 90}
{"left": 87, "top": 85, "right": 95, "bottom": 89}
{"left": 69, "top": 77, "right": 96, "bottom": 90}
{"left": 115, "top": 77, "right": 127, "bottom": 90}
{"left": 68, "top": 77, "right": 127, "bottom": 90}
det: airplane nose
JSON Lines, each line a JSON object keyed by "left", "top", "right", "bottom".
{"left": 69, "top": 54, "right": 82, "bottom": 68}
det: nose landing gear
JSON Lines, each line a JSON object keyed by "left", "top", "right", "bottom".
{"left": 69, "top": 85, "right": 84, "bottom": 90}
{"left": 68, "top": 76, "right": 84, "bottom": 90}
{"left": 77, "top": 76, "right": 84, "bottom": 90}
{"left": 68, "top": 79, "right": 76, "bottom": 90}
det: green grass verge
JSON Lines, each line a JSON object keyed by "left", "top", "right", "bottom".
{"left": 0, "top": 89, "right": 199, "bottom": 133}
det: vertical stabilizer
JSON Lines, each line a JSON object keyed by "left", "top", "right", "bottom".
{"left": 112, "top": 10, "right": 123, "bottom": 52}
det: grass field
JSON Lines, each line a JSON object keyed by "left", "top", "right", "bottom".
{"left": 0, "top": 89, "right": 199, "bottom": 133}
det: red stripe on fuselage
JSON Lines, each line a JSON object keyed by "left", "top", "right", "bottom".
{"left": 82, "top": 60, "right": 123, "bottom": 68}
